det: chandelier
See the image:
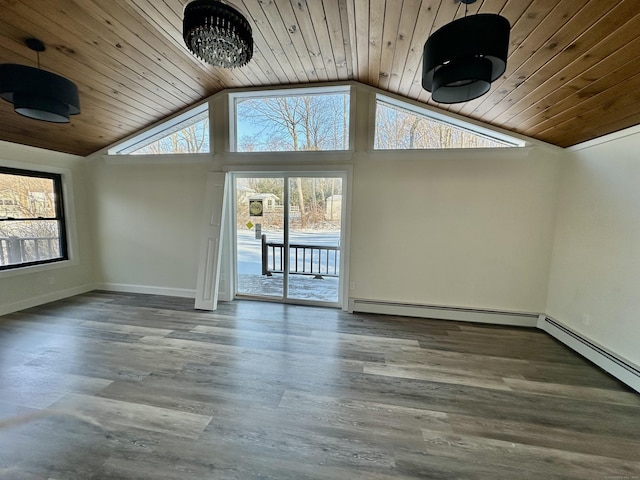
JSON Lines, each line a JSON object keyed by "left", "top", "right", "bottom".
{"left": 0, "top": 38, "right": 80, "bottom": 123}
{"left": 183, "top": 0, "right": 253, "bottom": 69}
{"left": 422, "top": 0, "right": 510, "bottom": 104}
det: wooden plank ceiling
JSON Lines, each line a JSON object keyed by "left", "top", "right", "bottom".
{"left": 1, "top": 0, "right": 639, "bottom": 156}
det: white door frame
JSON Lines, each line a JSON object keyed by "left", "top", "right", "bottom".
{"left": 225, "top": 167, "right": 352, "bottom": 310}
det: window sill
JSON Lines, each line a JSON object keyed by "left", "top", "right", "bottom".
{"left": 0, "top": 257, "right": 78, "bottom": 279}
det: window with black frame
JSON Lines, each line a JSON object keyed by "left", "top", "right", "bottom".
{"left": 0, "top": 167, "right": 68, "bottom": 270}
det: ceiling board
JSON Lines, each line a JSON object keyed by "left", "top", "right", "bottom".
{"left": 0, "top": 0, "right": 639, "bottom": 155}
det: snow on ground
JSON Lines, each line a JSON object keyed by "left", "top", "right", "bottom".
{"left": 236, "top": 229, "right": 340, "bottom": 303}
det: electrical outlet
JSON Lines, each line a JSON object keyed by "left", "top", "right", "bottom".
{"left": 582, "top": 313, "right": 590, "bottom": 325}
{"left": 349, "top": 281, "right": 356, "bottom": 290}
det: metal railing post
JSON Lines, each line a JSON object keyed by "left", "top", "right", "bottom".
{"left": 261, "top": 234, "right": 271, "bottom": 276}
{"left": 7, "top": 236, "right": 22, "bottom": 264}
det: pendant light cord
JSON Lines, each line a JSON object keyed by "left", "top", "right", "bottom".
{"left": 26, "top": 38, "right": 45, "bottom": 69}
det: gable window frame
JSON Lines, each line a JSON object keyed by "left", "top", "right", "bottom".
{"left": 229, "top": 85, "right": 353, "bottom": 154}
{"left": 373, "top": 94, "right": 525, "bottom": 151}
{"left": 107, "top": 102, "right": 211, "bottom": 157}
{"left": 0, "top": 166, "right": 69, "bottom": 271}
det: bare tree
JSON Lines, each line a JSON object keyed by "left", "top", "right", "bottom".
{"left": 132, "top": 119, "right": 210, "bottom": 154}
{"left": 375, "top": 102, "right": 507, "bottom": 149}
{"left": 236, "top": 95, "right": 343, "bottom": 225}
{"left": 236, "top": 93, "right": 349, "bottom": 152}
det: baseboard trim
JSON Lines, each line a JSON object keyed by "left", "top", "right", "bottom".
{"left": 538, "top": 315, "right": 640, "bottom": 394}
{"left": 3, "top": 288, "right": 638, "bottom": 394}
{"left": 96, "top": 283, "right": 196, "bottom": 299}
{"left": 349, "top": 298, "right": 639, "bottom": 392}
{"left": 0, "top": 283, "right": 96, "bottom": 316}
{"left": 348, "top": 298, "right": 539, "bottom": 327}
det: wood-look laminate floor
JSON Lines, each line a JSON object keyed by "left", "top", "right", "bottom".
{"left": 0, "top": 292, "right": 639, "bottom": 480}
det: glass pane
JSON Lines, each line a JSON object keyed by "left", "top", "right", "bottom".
{"left": 236, "top": 177, "right": 285, "bottom": 298}
{"left": 375, "top": 100, "right": 513, "bottom": 149}
{"left": 287, "top": 177, "right": 342, "bottom": 303}
{"left": 109, "top": 104, "right": 210, "bottom": 155}
{"left": 0, "top": 173, "right": 56, "bottom": 218}
{"left": 0, "top": 220, "right": 62, "bottom": 266}
{"left": 235, "top": 91, "right": 350, "bottom": 152}
{"left": 129, "top": 116, "right": 210, "bottom": 154}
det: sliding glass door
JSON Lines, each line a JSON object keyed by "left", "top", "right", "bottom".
{"left": 234, "top": 174, "right": 344, "bottom": 306}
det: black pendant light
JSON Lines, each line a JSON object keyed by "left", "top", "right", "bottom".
{"left": 183, "top": 0, "right": 253, "bottom": 69}
{"left": 422, "top": 0, "right": 510, "bottom": 104}
{"left": 0, "top": 38, "right": 80, "bottom": 123}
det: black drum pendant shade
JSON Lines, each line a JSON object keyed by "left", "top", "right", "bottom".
{"left": 0, "top": 64, "right": 80, "bottom": 123}
{"left": 0, "top": 39, "right": 80, "bottom": 123}
{"left": 422, "top": 13, "right": 510, "bottom": 104}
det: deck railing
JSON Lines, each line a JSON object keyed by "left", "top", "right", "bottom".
{"left": 0, "top": 236, "right": 60, "bottom": 266}
{"left": 261, "top": 234, "right": 340, "bottom": 278}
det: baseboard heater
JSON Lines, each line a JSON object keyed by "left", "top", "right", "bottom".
{"left": 349, "top": 298, "right": 539, "bottom": 327}
{"left": 540, "top": 316, "right": 640, "bottom": 393}
{"left": 349, "top": 298, "right": 639, "bottom": 393}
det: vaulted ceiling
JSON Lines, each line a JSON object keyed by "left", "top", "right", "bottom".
{"left": 1, "top": 0, "right": 639, "bottom": 156}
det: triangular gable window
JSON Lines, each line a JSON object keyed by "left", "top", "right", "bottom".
{"left": 374, "top": 95, "right": 524, "bottom": 150}
{"left": 109, "top": 103, "right": 210, "bottom": 155}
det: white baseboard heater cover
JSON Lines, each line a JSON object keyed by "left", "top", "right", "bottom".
{"left": 540, "top": 316, "right": 640, "bottom": 394}
{"left": 349, "top": 298, "right": 639, "bottom": 393}
{"left": 349, "top": 298, "right": 539, "bottom": 327}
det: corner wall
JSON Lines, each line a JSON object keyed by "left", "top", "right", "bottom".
{"left": 546, "top": 127, "right": 640, "bottom": 367}
{"left": 0, "top": 141, "right": 94, "bottom": 315}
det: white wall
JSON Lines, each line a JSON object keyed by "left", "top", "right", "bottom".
{"left": 89, "top": 145, "right": 560, "bottom": 314}
{"left": 89, "top": 147, "right": 560, "bottom": 314}
{"left": 0, "top": 141, "right": 94, "bottom": 315}
{"left": 90, "top": 160, "right": 212, "bottom": 296}
{"left": 350, "top": 147, "right": 561, "bottom": 313}
{"left": 87, "top": 84, "right": 562, "bottom": 315}
{"left": 546, "top": 127, "right": 640, "bottom": 366}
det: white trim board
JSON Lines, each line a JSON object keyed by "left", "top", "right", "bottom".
{"left": 568, "top": 123, "right": 640, "bottom": 152}
{"left": 0, "top": 284, "right": 95, "bottom": 317}
{"left": 95, "top": 283, "right": 196, "bottom": 299}
{"left": 348, "top": 298, "right": 539, "bottom": 327}
{"left": 3, "top": 286, "right": 637, "bottom": 394}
